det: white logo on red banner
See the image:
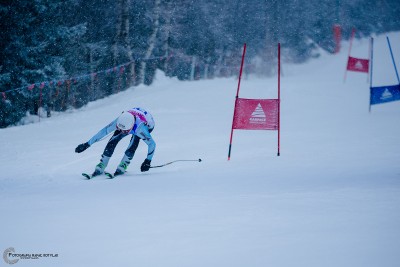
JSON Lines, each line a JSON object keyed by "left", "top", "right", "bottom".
{"left": 250, "top": 103, "right": 267, "bottom": 124}
{"left": 354, "top": 60, "right": 364, "bottom": 70}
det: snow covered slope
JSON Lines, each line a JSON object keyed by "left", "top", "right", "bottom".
{"left": 1, "top": 33, "right": 400, "bottom": 267}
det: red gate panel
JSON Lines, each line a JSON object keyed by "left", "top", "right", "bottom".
{"left": 347, "top": 56, "right": 369, "bottom": 73}
{"left": 232, "top": 98, "right": 279, "bottom": 130}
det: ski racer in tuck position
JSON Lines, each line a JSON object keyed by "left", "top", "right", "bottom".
{"left": 75, "top": 107, "right": 156, "bottom": 177}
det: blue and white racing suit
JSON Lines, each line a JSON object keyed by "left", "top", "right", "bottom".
{"left": 87, "top": 107, "right": 155, "bottom": 161}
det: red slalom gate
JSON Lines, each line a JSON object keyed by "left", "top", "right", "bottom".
{"left": 344, "top": 28, "right": 370, "bottom": 82}
{"left": 228, "top": 43, "right": 281, "bottom": 160}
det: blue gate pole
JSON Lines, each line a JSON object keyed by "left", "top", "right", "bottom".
{"left": 369, "top": 37, "right": 374, "bottom": 112}
{"left": 387, "top": 36, "right": 400, "bottom": 84}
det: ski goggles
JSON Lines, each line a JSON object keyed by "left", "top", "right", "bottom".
{"left": 116, "top": 126, "right": 132, "bottom": 134}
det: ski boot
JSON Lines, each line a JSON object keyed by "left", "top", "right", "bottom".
{"left": 114, "top": 154, "right": 131, "bottom": 177}
{"left": 92, "top": 155, "right": 110, "bottom": 177}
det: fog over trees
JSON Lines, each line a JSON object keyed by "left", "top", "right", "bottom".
{"left": 1, "top": 0, "right": 399, "bottom": 127}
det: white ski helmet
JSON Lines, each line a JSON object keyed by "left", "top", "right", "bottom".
{"left": 116, "top": 112, "right": 135, "bottom": 131}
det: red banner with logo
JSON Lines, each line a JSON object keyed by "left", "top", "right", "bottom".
{"left": 232, "top": 98, "right": 279, "bottom": 130}
{"left": 347, "top": 56, "right": 369, "bottom": 73}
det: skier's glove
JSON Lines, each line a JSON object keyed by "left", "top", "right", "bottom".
{"left": 75, "top": 142, "right": 90, "bottom": 153}
{"left": 140, "top": 159, "right": 151, "bottom": 172}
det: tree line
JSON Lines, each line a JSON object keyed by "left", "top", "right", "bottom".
{"left": 1, "top": 0, "right": 399, "bottom": 127}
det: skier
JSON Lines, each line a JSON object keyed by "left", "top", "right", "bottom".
{"left": 75, "top": 107, "right": 155, "bottom": 177}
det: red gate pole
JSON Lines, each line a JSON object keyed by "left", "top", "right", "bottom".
{"left": 344, "top": 28, "right": 356, "bottom": 82}
{"left": 39, "top": 86, "right": 42, "bottom": 122}
{"left": 333, "top": 24, "right": 342, "bottom": 54}
{"left": 277, "top": 43, "right": 281, "bottom": 156}
{"left": 228, "top": 43, "right": 247, "bottom": 160}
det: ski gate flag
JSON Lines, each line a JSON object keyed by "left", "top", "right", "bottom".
{"left": 346, "top": 56, "right": 369, "bottom": 73}
{"left": 228, "top": 43, "right": 281, "bottom": 160}
{"left": 232, "top": 99, "right": 279, "bottom": 130}
{"left": 370, "top": 84, "right": 400, "bottom": 105}
{"left": 344, "top": 29, "right": 370, "bottom": 82}
{"left": 369, "top": 37, "right": 400, "bottom": 109}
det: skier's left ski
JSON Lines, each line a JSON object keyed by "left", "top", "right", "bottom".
{"left": 104, "top": 171, "right": 125, "bottom": 179}
{"left": 104, "top": 172, "right": 114, "bottom": 179}
{"left": 82, "top": 172, "right": 102, "bottom": 179}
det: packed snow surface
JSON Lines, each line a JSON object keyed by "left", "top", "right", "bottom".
{"left": 1, "top": 33, "right": 400, "bottom": 267}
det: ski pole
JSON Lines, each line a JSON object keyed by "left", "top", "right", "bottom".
{"left": 150, "top": 159, "right": 202, "bottom": 168}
